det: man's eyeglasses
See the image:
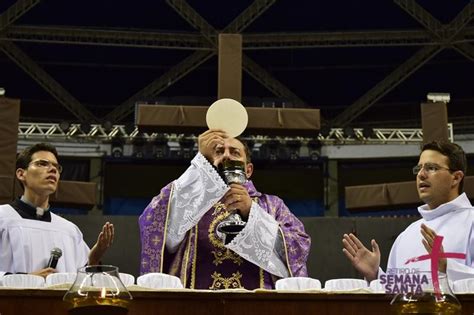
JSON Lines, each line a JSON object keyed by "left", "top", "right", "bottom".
{"left": 412, "top": 163, "right": 452, "bottom": 175}
{"left": 29, "top": 159, "right": 63, "bottom": 173}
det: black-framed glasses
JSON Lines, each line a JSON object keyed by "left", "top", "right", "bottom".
{"left": 28, "top": 159, "right": 63, "bottom": 173}
{"left": 412, "top": 162, "right": 452, "bottom": 175}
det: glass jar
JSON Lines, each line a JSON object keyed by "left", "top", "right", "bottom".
{"left": 390, "top": 271, "right": 461, "bottom": 314}
{"left": 63, "top": 265, "right": 133, "bottom": 315}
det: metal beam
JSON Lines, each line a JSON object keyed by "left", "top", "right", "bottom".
{"left": 243, "top": 29, "right": 437, "bottom": 49}
{"left": 0, "top": 41, "right": 98, "bottom": 122}
{"left": 104, "top": 50, "right": 214, "bottom": 123}
{"left": 166, "top": 0, "right": 216, "bottom": 45}
{"left": 331, "top": 45, "right": 442, "bottom": 127}
{"left": 167, "top": 0, "right": 307, "bottom": 107}
{"left": 332, "top": 1, "right": 474, "bottom": 128}
{"left": 394, "top": 0, "right": 444, "bottom": 39}
{"left": 223, "top": 0, "right": 277, "bottom": 33}
{"left": 453, "top": 42, "right": 474, "bottom": 61}
{"left": 242, "top": 55, "right": 307, "bottom": 107}
{"left": 446, "top": 1, "right": 474, "bottom": 40}
{"left": 5, "top": 25, "right": 474, "bottom": 50}
{"left": 4, "top": 25, "right": 210, "bottom": 50}
{"left": 0, "top": 0, "right": 40, "bottom": 31}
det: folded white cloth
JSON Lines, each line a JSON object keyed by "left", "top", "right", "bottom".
{"left": 119, "top": 273, "right": 135, "bottom": 287}
{"left": 275, "top": 277, "right": 321, "bottom": 290}
{"left": 324, "top": 278, "right": 368, "bottom": 291}
{"left": 453, "top": 278, "right": 474, "bottom": 293}
{"left": 369, "top": 279, "right": 385, "bottom": 293}
{"left": 46, "top": 273, "right": 77, "bottom": 286}
{"left": 137, "top": 273, "right": 183, "bottom": 289}
{"left": 3, "top": 274, "right": 45, "bottom": 288}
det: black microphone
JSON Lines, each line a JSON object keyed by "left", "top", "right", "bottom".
{"left": 47, "top": 247, "right": 62, "bottom": 269}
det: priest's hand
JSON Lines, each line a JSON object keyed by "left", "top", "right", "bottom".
{"left": 30, "top": 267, "right": 56, "bottom": 278}
{"left": 88, "top": 222, "right": 114, "bottom": 265}
{"left": 342, "top": 233, "right": 380, "bottom": 281}
{"left": 198, "top": 129, "right": 227, "bottom": 163}
{"left": 223, "top": 183, "right": 252, "bottom": 220}
{"left": 420, "top": 223, "right": 447, "bottom": 273}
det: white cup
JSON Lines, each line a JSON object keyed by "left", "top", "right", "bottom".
{"left": 275, "top": 277, "right": 321, "bottom": 290}
{"left": 46, "top": 272, "right": 77, "bottom": 286}
{"left": 119, "top": 273, "right": 135, "bottom": 287}
{"left": 3, "top": 274, "right": 45, "bottom": 288}
{"left": 324, "top": 278, "right": 368, "bottom": 291}
{"left": 137, "top": 273, "right": 183, "bottom": 289}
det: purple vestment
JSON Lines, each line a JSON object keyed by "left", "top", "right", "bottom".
{"left": 139, "top": 180, "right": 310, "bottom": 289}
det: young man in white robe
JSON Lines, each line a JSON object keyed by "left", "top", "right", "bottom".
{"left": 342, "top": 141, "right": 473, "bottom": 282}
{"left": 0, "top": 143, "right": 114, "bottom": 279}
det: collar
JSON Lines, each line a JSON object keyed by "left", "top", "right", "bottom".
{"left": 418, "top": 193, "right": 472, "bottom": 221}
{"left": 9, "top": 197, "right": 52, "bottom": 222}
{"left": 21, "top": 195, "right": 50, "bottom": 218}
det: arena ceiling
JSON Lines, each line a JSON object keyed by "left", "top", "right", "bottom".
{"left": 1, "top": 0, "right": 474, "bottom": 133}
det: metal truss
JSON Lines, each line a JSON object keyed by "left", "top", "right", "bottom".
{"left": 331, "top": 0, "right": 474, "bottom": 128}
{"left": 0, "top": 41, "right": 98, "bottom": 122}
{"left": 331, "top": 45, "right": 442, "bottom": 127}
{"left": 17, "top": 121, "right": 453, "bottom": 144}
{"left": 4, "top": 25, "right": 211, "bottom": 50}
{"left": 5, "top": 26, "right": 474, "bottom": 49}
{"left": 104, "top": 50, "right": 215, "bottom": 122}
{"left": 0, "top": 0, "right": 40, "bottom": 31}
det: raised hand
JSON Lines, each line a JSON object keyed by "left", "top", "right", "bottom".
{"left": 88, "top": 222, "right": 114, "bottom": 265}
{"left": 197, "top": 129, "right": 227, "bottom": 162}
{"left": 420, "top": 223, "right": 447, "bottom": 273}
{"left": 342, "top": 233, "right": 380, "bottom": 281}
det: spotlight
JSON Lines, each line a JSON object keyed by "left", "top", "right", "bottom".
{"left": 362, "top": 127, "right": 375, "bottom": 139}
{"left": 153, "top": 134, "right": 169, "bottom": 159}
{"left": 307, "top": 139, "right": 321, "bottom": 162}
{"left": 343, "top": 126, "right": 355, "bottom": 138}
{"left": 59, "top": 121, "right": 71, "bottom": 133}
{"left": 264, "top": 139, "right": 280, "bottom": 161}
{"left": 80, "top": 122, "right": 92, "bottom": 134}
{"left": 179, "top": 137, "right": 195, "bottom": 159}
{"left": 102, "top": 120, "right": 114, "bottom": 133}
{"left": 124, "top": 123, "right": 136, "bottom": 135}
{"left": 132, "top": 133, "right": 147, "bottom": 158}
{"left": 111, "top": 136, "right": 124, "bottom": 158}
{"left": 286, "top": 140, "right": 301, "bottom": 160}
{"left": 427, "top": 92, "right": 450, "bottom": 104}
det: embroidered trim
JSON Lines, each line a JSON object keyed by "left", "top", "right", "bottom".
{"left": 161, "top": 186, "right": 174, "bottom": 272}
{"left": 182, "top": 226, "right": 193, "bottom": 288}
{"left": 208, "top": 202, "right": 243, "bottom": 265}
{"left": 190, "top": 225, "right": 198, "bottom": 289}
{"left": 211, "top": 249, "right": 243, "bottom": 266}
{"left": 210, "top": 271, "right": 243, "bottom": 290}
{"left": 279, "top": 226, "right": 293, "bottom": 277}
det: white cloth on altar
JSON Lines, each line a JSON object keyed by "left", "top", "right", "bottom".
{"left": 0, "top": 204, "right": 89, "bottom": 278}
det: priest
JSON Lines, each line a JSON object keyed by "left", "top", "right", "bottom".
{"left": 139, "top": 129, "right": 310, "bottom": 289}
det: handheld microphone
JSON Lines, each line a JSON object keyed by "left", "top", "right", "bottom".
{"left": 47, "top": 247, "right": 62, "bottom": 269}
